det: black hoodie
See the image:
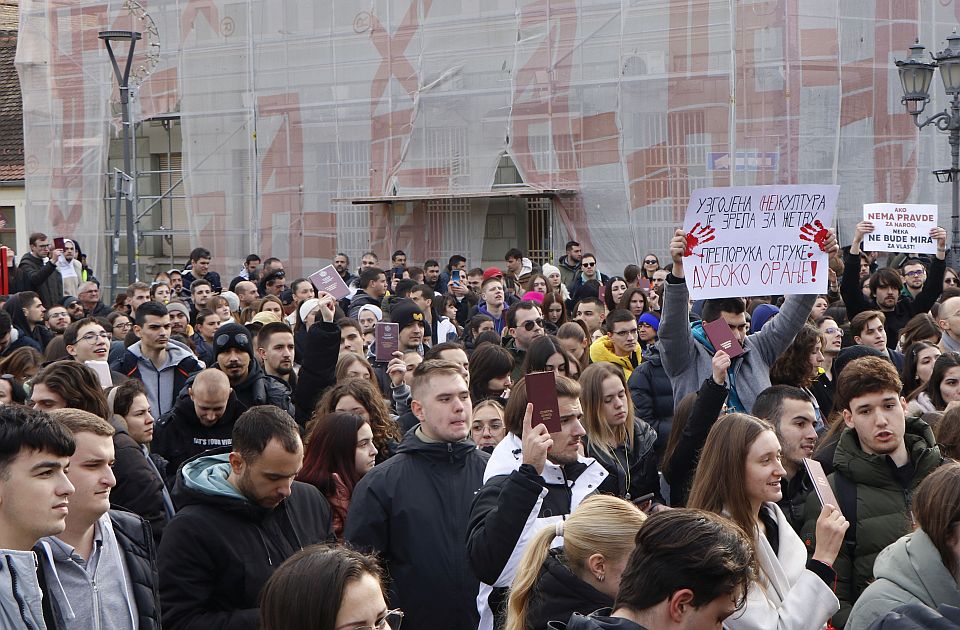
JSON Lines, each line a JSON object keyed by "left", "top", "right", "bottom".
{"left": 526, "top": 550, "right": 612, "bottom": 630}
{"left": 158, "top": 449, "right": 332, "bottom": 630}
{"left": 4, "top": 293, "right": 54, "bottom": 351}
{"left": 550, "top": 615, "right": 649, "bottom": 630}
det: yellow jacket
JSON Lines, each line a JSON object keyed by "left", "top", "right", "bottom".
{"left": 589, "top": 336, "right": 643, "bottom": 380}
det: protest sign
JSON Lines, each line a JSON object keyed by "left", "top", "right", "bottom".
{"left": 682, "top": 185, "right": 839, "bottom": 300}
{"left": 861, "top": 203, "right": 937, "bottom": 255}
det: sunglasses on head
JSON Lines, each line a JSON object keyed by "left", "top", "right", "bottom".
{"left": 520, "top": 318, "right": 544, "bottom": 331}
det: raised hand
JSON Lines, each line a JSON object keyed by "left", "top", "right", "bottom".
{"left": 684, "top": 222, "right": 716, "bottom": 258}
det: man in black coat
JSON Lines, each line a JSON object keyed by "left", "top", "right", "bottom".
{"left": 210, "top": 323, "right": 293, "bottom": 416}
{"left": 158, "top": 406, "right": 332, "bottom": 630}
{"left": 15, "top": 232, "right": 63, "bottom": 308}
{"left": 291, "top": 294, "right": 339, "bottom": 427}
{"left": 344, "top": 359, "right": 489, "bottom": 630}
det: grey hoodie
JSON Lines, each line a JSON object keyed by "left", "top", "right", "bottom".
{"left": 846, "top": 529, "right": 960, "bottom": 630}
{"left": 0, "top": 548, "right": 46, "bottom": 629}
{"left": 120, "top": 339, "right": 201, "bottom": 419}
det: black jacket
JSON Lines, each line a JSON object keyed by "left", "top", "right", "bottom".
{"left": 158, "top": 449, "right": 332, "bottom": 630}
{"left": 527, "top": 551, "right": 612, "bottom": 630}
{"left": 110, "top": 419, "right": 170, "bottom": 543}
{"left": 343, "top": 429, "right": 489, "bottom": 630}
{"left": 292, "top": 321, "right": 339, "bottom": 427}
{"left": 222, "top": 360, "right": 294, "bottom": 418}
{"left": 553, "top": 615, "right": 648, "bottom": 630}
{"left": 15, "top": 251, "right": 62, "bottom": 308}
{"left": 181, "top": 270, "right": 222, "bottom": 294}
{"left": 841, "top": 249, "right": 945, "bottom": 348}
{"left": 38, "top": 509, "right": 162, "bottom": 630}
{"left": 347, "top": 290, "right": 382, "bottom": 319}
{"left": 628, "top": 343, "right": 674, "bottom": 453}
{"left": 583, "top": 418, "right": 660, "bottom": 502}
{"left": 4, "top": 293, "right": 55, "bottom": 351}
{"left": 154, "top": 388, "right": 245, "bottom": 479}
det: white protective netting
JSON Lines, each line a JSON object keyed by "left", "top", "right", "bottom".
{"left": 15, "top": 0, "right": 960, "bottom": 282}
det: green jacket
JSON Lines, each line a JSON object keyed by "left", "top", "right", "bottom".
{"left": 845, "top": 529, "right": 960, "bottom": 630}
{"left": 800, "top": 417, "right": 942, "bottom": 628}
{"left": 502, "top": 336, "right": 526, "bottom": 383}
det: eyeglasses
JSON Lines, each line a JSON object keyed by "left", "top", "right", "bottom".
{"left": 822, "top": 327, "right": 839, "bottom": 334}
{"left": 613, "top": 328, "right": 639, "bottom": 338}
{"left": 520, "top": 318, "right": 544, "bottom": 331}
{"left": 904, "top": 269, "right": 925, "bottom": 277}
{"left": 349, "top": 609, "right": 404, "bottom": 630}
{"left": 79, "top": 332, "right": 112, "bottom": 343}
{"left": 582, "top": 261, "right": 596, "bottom": 267}
{"left": 113, "top": 322, "right": 133, "bottom": 330}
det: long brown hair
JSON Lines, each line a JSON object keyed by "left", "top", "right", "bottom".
{"left": 313, "top": 379, "right": 402, "bottom": 455}
{"left": 688, "top": 413, "right": 776, "bottom": 546}
{"left": 504, "top": 495, "right": 646, "bottom": 630}
{"left": 912, "top": 461, "right": 960, "bottom": 578}
{"left": 580, "top": 362, "right": 635, "bottom": 458}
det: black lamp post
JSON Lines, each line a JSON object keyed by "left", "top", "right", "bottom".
{"left": 896, "top": 33, "right": 960, "bottom": 266}
{"left": 99, "top": 30, "right": 141, "bottom": 291}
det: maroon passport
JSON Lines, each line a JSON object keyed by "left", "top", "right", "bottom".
{"left": 803, "top": 458, "right": 842, "bottom": 516}
{"left": 526, "top": 371, "right": 562, "bottom": 433}
{"left": 309, "top": 264, "right": 351, "bottom": 300}
{"left": 703, "top": 318, "right": 744, "bottom": 358}
{"left": 375, "top": 322, "right": 399, "bottom": 363}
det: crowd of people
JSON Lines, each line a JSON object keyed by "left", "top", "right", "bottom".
{"left": 1, "top": 224, "right": 959, "bottom": 629}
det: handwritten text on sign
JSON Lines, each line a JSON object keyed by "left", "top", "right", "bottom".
{"left": 682, "top": 185, "right": 839, "bottom": 299}
{"left": 861, "top": 203, "right": 937, "bottom": 255}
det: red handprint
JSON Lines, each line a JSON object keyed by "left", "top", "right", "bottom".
{"left": 799, "top": 220, "right": 830, "bottom": 252}
{"left": 684, "top": 223, "right": 716, "bottom": 258}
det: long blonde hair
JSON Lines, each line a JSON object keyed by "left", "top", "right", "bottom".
{"left": 580, "top": 362, "right": 635, "bottom": 459}
{"left": 504, "top": 495, "right": 646, "bottom": 630}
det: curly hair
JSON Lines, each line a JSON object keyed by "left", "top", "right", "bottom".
{"left": 769, "top": 324, "right": 822, "bottom": 388}
{"left": 313, "top": 379, "right": 401, "bottom": 457}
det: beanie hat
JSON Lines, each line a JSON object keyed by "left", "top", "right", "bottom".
{"left": 357, "top": 304, "right": 383, "bottom": 321}
{"left": 220, "top": 290, "right": 240, "bottom": 313}
{"left": 166, "top": 302, "right": 190, "bottom": 318}
{"left": 482, "top": 267, "right": 504, "bottom": 282}
{"left": 213, "top": 322, "right": 254, "bottom": 358}
{"left": 638, "top": 312, "right": 660, "bottom": 332}
{"left": 299, "top": 298, "right": 320, "bottom": 323}
{"left": 59, "top": 295, "right": 80, "bottom": 308}
{"left": 522, "top": 291, "right": 544, "bottom": 304}
{"left": 541, "top": 263, "right": 561, "bottom": 278}
{"left": 389, "top": 300, "right": 425, "bottom": 331}
{"left": 750, "top": 304, "right": 780, "bottom": 334}
{"left": 832, "top": 346, "right": 887, "bottom": 383}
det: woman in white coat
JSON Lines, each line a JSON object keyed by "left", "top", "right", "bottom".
{"left": 688, "top": 413, "right": 849, "bottom": 630}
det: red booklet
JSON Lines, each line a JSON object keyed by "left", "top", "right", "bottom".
{"left": 803, "top": 458, "right": 842, "bottom": 516}
{"left": 374, "top": 322, "right": 400, "bottom": 362}
{"left": 309, "top": 264, "right": 351, "bottom": 300}
{"left": 526, "top": 371, "right": 562, "bottom": 433}
{"left": 702, "top": 318, "right": 744, "bottom": 358}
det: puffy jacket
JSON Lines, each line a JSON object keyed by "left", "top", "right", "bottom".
{"left": 109, "top": 418, "right": 170, "bottom": 543}
{"left": 861, "top": 604, "right": 960, "bottom": 630}
{"left": 181, "top": 270, "right": 222, "bottom": 294}
{"left": 556, "top": 254, "right": 581, "bottom": 288}
{"left": 16, "top": 251, "right": 62, "bottom": 308}
{"left": 589, "top": 336, "right": 642, "bottom": 381}
{"left": 218, "top": 360, "right": 293, "bottom": 418}
{"left": 114, "top": 339, "right": 203, "bottom": 419}
{"left": 292, "top": 321, "right": 339, "bottom": 426}
{"left": 154, "top": 388, "right": 245, "bottom": 479}
{"left": 344, "top": 429, "right": 489, "bottom": 630}
{"left": 627, "top": 343, "right": 673, "bottom": 451}
{"left": 158, "top": 450, "right": 332, "bottom": 630}
{"left": 551, "top": 614, "right": 647, "bottom": 630}
{"left": 37, "top": 509, "right": 162, "bottom": 630}
{"left": 846, "top": 529, "right": 960, "bottom": 630}
{"left": 801, "top": 417, "right": 943, "bottom": 628}
{"left": 583, "top": 418, "right": 660, "bottom": 502}
{"left": 347, "top": 290, "right": 382, "bottom": 319}
{"left": 525, "top": 550, "right": 612, "bottom": 630}
{"left": 467, "top": 432, "right": 613, "bottom": 630}
{"left": 0, "top": 549, "right": 47, "bottom": 629}
{"left": 659, "top": 276, "right": 815, "bottom": 412}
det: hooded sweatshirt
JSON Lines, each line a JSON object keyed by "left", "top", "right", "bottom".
{"left": 588, "top": 336, "right": 642, "bottom": 380}
{"left": 158, "top": 451, "right": 332, "bottom": 630}
{"left": 114, "top": 339, "right": 202, "bottom": 419}
{"left": 846, "top": 529, "right": 960, "bottom": 630}
{"left": 154, "top": 387, "right": 245, "bottom": 480}
{"left": 0, "top": 548, "right": 47, "bottom": 629}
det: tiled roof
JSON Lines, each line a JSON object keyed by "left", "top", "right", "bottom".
{"left": 0, "top": 28, "right": 23, "bottom": 182}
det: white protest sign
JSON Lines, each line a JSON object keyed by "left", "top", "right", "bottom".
{"left": 682, "top": 185, "right": 839, "bottom": 300}
{"left": 861, "top": 203, "right": 937, "bottom": 255}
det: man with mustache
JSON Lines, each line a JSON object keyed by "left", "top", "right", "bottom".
{"left": 467, "top": 375, "right": 617, "bottom": 630}
{"left": 211, "top": 323, "right": 293, "bottom": 417}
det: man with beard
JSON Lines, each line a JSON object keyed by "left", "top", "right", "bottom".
{"left": 842, "top": 221, "right": 947, "bottom": 348}
{"left": 256, "top": 322, "right": 296, "bottom": 391}
{"left": 212, "top": 323, "right": 293, "bottom": 417}
{"left": 60, "top": 296, "right": 86, "bottom": 322}
{"left": 333, "top": 252, "right": 358, "bottom": 287}
{"left": 44, "top": 304, "right": 71, "bottom": 336}
{"left": 165, "top": 301, "right": 193, "bottom": 337}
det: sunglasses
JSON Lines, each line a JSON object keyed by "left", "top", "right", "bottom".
{"left": 643, "top": 259, "right": 657, "bottom": 264}
{"left": 947, "top": 278, "right": 960, "bottom": 286}
{"left": 582, "top": 261, "right": 596, "bottom": 267}
{"left": 520, "top": 318, "right": 544, "bottom": 331}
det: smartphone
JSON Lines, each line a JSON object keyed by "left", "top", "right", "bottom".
{"left": 53, "top": 237, "right": 66, "bottom": 250}
{"left": 526, "top": 371, "right": 562, "bottom": 433}
{"left": 375, "top": 322, "right": 400, "bottom": 363}
{"left": 393, "top": 267, "right": 404, "bottom": 281}
{"left": 452, "top": 269, "right": 462, "bottom": 284}
{"left": 630, "top": 492, "right": 655, "bottom": 507}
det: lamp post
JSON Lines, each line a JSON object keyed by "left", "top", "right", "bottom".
{"left": 98, "top": 30, "right": 141, "bottom": 292}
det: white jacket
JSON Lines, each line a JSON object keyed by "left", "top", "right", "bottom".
{"left": 725, "top": 503, "right": 839, "bottom": 630}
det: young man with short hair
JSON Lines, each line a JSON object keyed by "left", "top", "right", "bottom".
{"left": 568, "top": 253, "right": 606, "bottom": 294}
{"left": 473, "top": 275, "right": 508, "bottom": 334}
{"left": 7, "top": 290, "right": 54, "bottom": 352}
{"left": 113, "top": 301, "right": 203, "bottom": 419}
{"left": 181, "top": 246, "right": 222, "bottom": 294}
{"left": 564, "top": 509, "right": 755, "bottom": 630}
{"left": 212, "top": 323, "right": 293, "bottom": 416}
{"left": 590, "top": 309, "right": 643, "bottom": 379}
{"left": 557, "top": 239, "right": 583, "bottom": 287}
{"left": 45, "top": 304, "right": 71, "bottom": 335}
{"left": 16, "top": 231, "right": 64, "bottom": 307}
{"left": 347, "top": 267, "right": 388, "bottom": 319}
{"left": 333, "top": 252, "right": 358, "bottom": 287}
{"left": 38, "top": 409, "right": 161, "bottom": 628}
{"left": 423, "top": 259, "right": 441, "bottom": 290}
{"left": 801, "top": 356, "right": 943, "bottom": 627}
{"left": 0, "top": 406, "right": 75, "bottom": 628}
{"left": 159, "top": 405, "right": 332, "bottom": 628}
{"left": 900, "top": 258, "right": 927, "bottom": 299}
{"left": 411, "top": 283, "right": 457, "bottom": 345}
{"left": 127, "top": 281, "right": 152, "bottom": 315}
{"left": 345, "top": 359, "right": 490, "bottom": 630}
{"left": 753, "top": 385, "right": 819, "bottom": 532}
{"left": 189, "top": 279, "right": 214, "bottom": 320}
{"left": 850, "top": 310, "right": 903, "bottom": 371}
{"left": 574, "top": 297, "right": 606, "bottom": 335}
{"left": 504, "top": 300, "right": 544, "bottom": 380}
{"left": 337, "top": 318, "right": 365, "bottom": 355}
{"left": 256, "top": 321, "right": 296, "bottom": 389}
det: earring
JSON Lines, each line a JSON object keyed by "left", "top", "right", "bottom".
{"left": 596, "top": 573, "right": 605, "bottom": 582}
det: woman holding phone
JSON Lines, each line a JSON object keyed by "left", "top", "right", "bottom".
{"left": 688, "top": 413, "right": 848, "bottom": 629}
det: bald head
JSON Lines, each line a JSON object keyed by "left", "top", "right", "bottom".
{"left": 189, "top": 369, "right": 232, "bottom": 426}
{"left": 939, "top": 296, "right": 960, "bottom": 343}
{"left": 235, "top": 281, "right": 260, "bottom": 308}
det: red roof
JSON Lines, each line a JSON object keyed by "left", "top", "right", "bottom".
{"left": 0, "top": 29, "right": 24, "bottom": 182}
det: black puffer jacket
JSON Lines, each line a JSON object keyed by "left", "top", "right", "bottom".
{"left": 222, "top": 360, "right": 293, "bottom": 418}
{"left": 628, "top": 343, "right": 674, "bottom": 453}
{"left": 109, "top": 418, "right": 170, "bottom": 543}
{"left": 583, "top": 418, "right": 660, "bottom": 502}
{"left": 159, "top": 449, "right": 332, "bottom": 630}
{"left": 344, "top": 429, "right": 489, "bottom": 630}
{"left": 292, "top": 321, "right": 339, "bottom": 427}
{"left": 526, "top": 550, "right": 612, "bottom": 630}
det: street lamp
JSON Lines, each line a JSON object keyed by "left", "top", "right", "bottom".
{"left": 897, "top": 33, "right": 960, "bottom": 266}
{"left": 99, "top": 30, "right": 141, "bottom": 293}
